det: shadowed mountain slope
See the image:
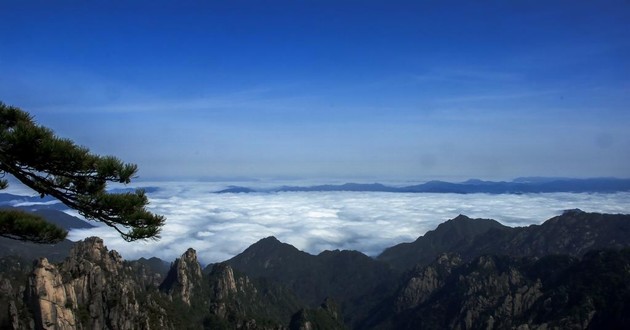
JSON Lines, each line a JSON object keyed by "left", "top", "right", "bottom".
{"left": 378, "top": 215, "right": 507, "bottom": 271}
{"left": 226, "top": 237, "right": 397, "bottom": 326}
{"left": 378, "top": 210, "right": 630, "bottom": 271}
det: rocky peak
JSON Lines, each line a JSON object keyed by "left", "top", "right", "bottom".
{"left": 28, "top": 257, "right": 77, "bottom": 329}
{"left": 395, "top": 253, "right": 463, "bottom": 311}
{"left": 159, "top": 247, "right": 202, "bottom": 305}
{"left": 240, "top": 236, "right": 302, "bottom": 261}
{"left": 452, "top": 214, "right": 472, "bottom": 221}
{"left": 63, "top": 236, "right": 123, "bottom": 274}
{"left": 209, "top": 263, "right": 238, "bottom": 300}
{"left": 378, "top": 215, "right": 507, "bottom": 271}
{"left": 227, "top": 236, "right": 313, "bottom": 279}
{"left": 23, "top": 238, "right": 162, "bottom": 329}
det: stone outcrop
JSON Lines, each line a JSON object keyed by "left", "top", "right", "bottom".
{"left": 395, "top": 253, "right": 463, "bottom": 311}
{"left": 29, "top": 258, "right": 77, "bottom": 329}
{"left": 24, "top": 237, "right": 172, "bottom": 330}
{"left": 159, "top": 248, "right": 202, "bottom": 306}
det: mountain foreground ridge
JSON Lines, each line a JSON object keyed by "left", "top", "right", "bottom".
{"left": 1, "top": 210, "right": 630, "bottom": 329}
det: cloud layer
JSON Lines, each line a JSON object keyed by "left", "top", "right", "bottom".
{"left": 65, "top": 181, "right": 630, "bottom": 265}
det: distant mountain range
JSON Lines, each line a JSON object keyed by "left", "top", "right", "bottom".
{"left": 0, "top": 206, "right": 94, "bottom": 262}
{"left": 215, "top": 177, "right": 630, "bottom": 194}
{"left": 0, "top": 193, "right": 58, "bottom": 205}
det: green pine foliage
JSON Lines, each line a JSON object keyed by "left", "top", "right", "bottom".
{"left": 0, "top": 209, "right": 67, "bottom": 243}
{"left": 0, "top": 102, "right": 165, "bottom": 242}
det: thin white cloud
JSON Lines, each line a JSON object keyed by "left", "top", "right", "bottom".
{"left": 64, "top": 181, "right": 630, "bottom": 265}
{"left": 411, "top": 68, "right": 522, "bottom": 84}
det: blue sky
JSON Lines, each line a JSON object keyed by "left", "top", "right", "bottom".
{"left": 1, "top": 0, "right": 629, "bottom": 181}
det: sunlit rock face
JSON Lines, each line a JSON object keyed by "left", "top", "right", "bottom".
{"left": 29, "top": 258, "right": 77, "bottom": 330}
{"left": 159, "top": 248, "right": 203, "bottom": 306}
{"left": 26, "top": 237, "right": 167, "bottom": 330}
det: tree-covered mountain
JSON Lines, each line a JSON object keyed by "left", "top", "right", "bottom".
{"left": 378, "top": 209, "right": 630, "bottom": 271}
{"left": 225, "top": 237, "right": 396, "bottom": 326}
{"left": 363, "top": 250, "right": 630, "bottom": 329}
{"left": 2, "top": 210, "right": 630, "bottom": 329}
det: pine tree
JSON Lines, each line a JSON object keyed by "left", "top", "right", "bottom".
{"left": 0, "top": 102, "right": 165, "bottom": 243}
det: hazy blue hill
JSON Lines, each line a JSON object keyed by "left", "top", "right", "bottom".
{"left": 0, "top": 207, "right": 92, "bottom": 262}
{"left": 0, "top": 193, "right": 57, "bottom": 205}
{"left": 13, "top": 207, "right": 94, "bottom": 230}
{"left": 401, "top": 180, "right": 470, "bottom": 193}
{"left": 215, "top": 186, "right": 257, "bottom": 193}
{"left": 512, "top": 176, "right": 575, "bottom": 183}
{"left": 107, "top": 186, "right": 161, "bottom": 194}
{"left": 276, "top": 183, "right": 399, "bottom": 192}
{"left": 213, "top": 177, "right": 630, "bottom": 194}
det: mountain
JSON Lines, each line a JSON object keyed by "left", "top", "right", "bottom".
{"left": 0, "top": 207, "right": 94, "bottom": 262}
{"left": 401, "top": 177, "right": 630, "bottom": 193}
{"left": 226, "top": 237, "right": 397, "bottom": 326}
{"left": 377, "top": 209, "right": 630, "bottom": 271}
{"left": 215, "top": 186, "right": 257, "bottom": 193}
{"left": 0, "top": 193, "right": 57, "bottom": 205}
{"left": 365, "top": 250, "right": 630, "bottom": 329}
{"left": 0, "top": 237, "right": 313, "bottom": 329}
{"left": 2, "top": 211, "right": 630, "bottom": 329}
{"left": 276, "top": 183, "right": 398, "bottom": 193}
{"left": 10, "top": 207, "right": 94, "bottom": 230}
{"left": 214, "top": 177, "right": 630, "bottom": 194}
{"left": 136, "top": 256, "right": 171, "bottom": 277}
{"left": 378, "top": 215, "right": 508, "bottom": 270}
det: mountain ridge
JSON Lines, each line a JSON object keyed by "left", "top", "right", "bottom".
{"left": 2, "top": 210, "right": 630, "bottom": 328}
{"left": 214, "top": 177, "right": 630, "bottom": 194}
{"left": 377, "top": 209, "right": 630, "bottom": 271}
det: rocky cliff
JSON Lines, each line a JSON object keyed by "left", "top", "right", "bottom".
{"left": 26, "top": 237, "right": 172, "bottom": 329}
{"left": 1, "top": 237, "right": 309, "bottom": 329}
{"left": 159, "top": 248, "right": 203, "bottom": 306}
{"left": 365, "top": 249, "right": 630, "bottom": 329}
{"left": 2, "top": 211, "right": 630, "bottom": 329}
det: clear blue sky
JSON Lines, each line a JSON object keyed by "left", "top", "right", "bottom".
{"left": 1, "top": 0, "right": 629, "bottom": 181}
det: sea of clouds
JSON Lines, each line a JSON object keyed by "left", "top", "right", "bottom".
{"left": 54, "top": 181, "right": 630, "bottom": 265}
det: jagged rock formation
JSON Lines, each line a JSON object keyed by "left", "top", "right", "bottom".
{"left": 0, "top": 256, "right": 33, "bottom": 329}
{"left": 29, "top": 258, "right": 77, "bottom": 329}
{"left": 1, "top": 237, "right": 307, "bottom": 330}
{"left": 394, "top": 253, "right": 463, "bottom": 311}
{"left": 205, "top": 263, "right": 303, "bottom": 329}
{"left": 2, "top": 211, "right": 630, "bottom": 329}
{"left": 26, "top": 237, "right": 170, "bottom": 329}
{"left": 159, "top": 248, "right": 203, "bottom": 306}
{"left": 366, "top": 250, "right": 630, "bottom": 329}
